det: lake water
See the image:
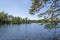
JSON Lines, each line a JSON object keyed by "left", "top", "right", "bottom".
{"left": 0, "top": 23, "right": 60, "bottom": 40}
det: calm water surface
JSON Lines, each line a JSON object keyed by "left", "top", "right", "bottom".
{"left": 0, "top": 23, "right": 60, "bottom": 40}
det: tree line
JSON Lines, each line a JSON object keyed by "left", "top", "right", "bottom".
{"left": 0, "top": 11, "right": 31, "bottom": 24}
{"left": 0, "top": 11, "right": 60, "bottom": 24}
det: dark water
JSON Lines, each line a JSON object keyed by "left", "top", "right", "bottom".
{"left": 0, "top": 23, "right": 60, "bottom": 40}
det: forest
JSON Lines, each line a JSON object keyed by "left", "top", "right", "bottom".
{"left": 0, "top": 11, "right": 31, "bottom": 24}
{"left": 0, "top": 11, "right": 60, "bottom": 24}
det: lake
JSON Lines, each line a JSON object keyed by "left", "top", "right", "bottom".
{"left": 0, "top": 23, "right": 60, "bottom": 40}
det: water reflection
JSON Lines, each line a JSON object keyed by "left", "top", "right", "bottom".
{"left": 44, "top": 23, "right": 60, "bottom": 40}
{"left": 0, "top": 23, "right": 60, "bottom": 40}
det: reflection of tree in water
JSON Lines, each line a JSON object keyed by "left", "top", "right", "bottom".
{"left": 44, "top": 23, "right": 58, "bottom": 29}
{"left": 44, "top": 23, "right": 59, "bottom": 40}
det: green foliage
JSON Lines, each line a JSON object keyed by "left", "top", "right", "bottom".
{"left": 0, "top": 11, "right": 60, "bottom": 24}
{"left": 0, "top": 11, "right": 31, "bottom": 24}
{"left": 29, "top": 0, "right": 60, "bottom": 24}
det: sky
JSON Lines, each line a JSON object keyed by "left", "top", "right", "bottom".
{"left": 0, "top": 0, "right": 43, "bottom": 20}
{"left": 0, "top": 0, "right": 59, "bottom": 20}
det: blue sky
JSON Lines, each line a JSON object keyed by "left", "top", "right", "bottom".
{"left": 0, "top": 0, "right": 43, "bottom": 20}
{"left": 0, "top": 0, "right": 59, "bottom": 20}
